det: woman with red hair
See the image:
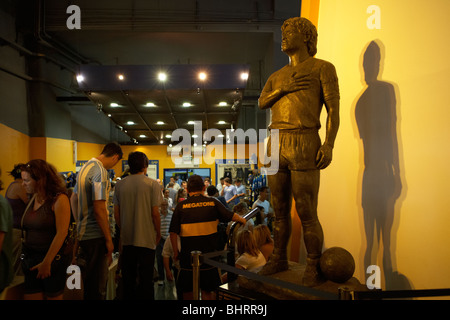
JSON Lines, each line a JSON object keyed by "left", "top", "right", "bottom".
{"left": 20, "top": 159, "right": 70, "bottom": 300}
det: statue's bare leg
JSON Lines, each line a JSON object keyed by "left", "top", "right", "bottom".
{"left": 258, "top": 170, "right": 291, "bottom": 275}
{"left": 291, "top": 169, "right": 325, "bottom": 286}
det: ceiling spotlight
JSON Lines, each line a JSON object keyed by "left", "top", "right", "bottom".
{"left": 165, "top": 134, "right": 172, "bottom": 138}
{"left": 110, "top": 103, "right": 119, "bottom": 107}
{"left": 240, "top": 72, "right": 249, "bottom": 80}
{"left": 158, "top": 72, "right": 167, "bottom": 82}
{"left": 198, "top": 72, "right": 207, "bottom": 81}
{"left": 160, "top": 140, "right": 164, "bottom": 144}
{"left": 182, "top": 102, "right": 191, "bottom": 107}
{"left": 118, "top": 74, "right": 125, "bottom": 80}
{"left": 76, "top": 74, "right": 84, "bottom": 82}
{"left": 219, "top": 101, "right": 227, "bottom": 107}
{"left": 192, "top": 134, "right": 198, "bottom": 138}
{"left": 139, "top": 135, "right": 147, "bottom": 138}
{"left": 188, "top": 121, "right": 196, "bottom": 125}
{"left": 145, "top": 102, "right": 156, "bottom": 107}
{"left": 156, "top": 121, "right": 165, "bottom": 125}
{"left": 127, "top": 121, "right": 135, "bottom": 125}
{"left": 107, "top": 114, "right": 111, "bottom": 117}
{"left": 218, "top": 120, "right": 226, "bottom": 125}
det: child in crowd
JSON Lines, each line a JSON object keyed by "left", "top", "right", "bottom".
{"left": 253, "top": 224, "right": 274, "bottom": 262}
{"left": 235, "top": 230, "right": 266, "bottom": 273}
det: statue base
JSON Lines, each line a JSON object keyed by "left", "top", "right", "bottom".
{"left": 237, "top": 261, "right": 367, "bottom": 300}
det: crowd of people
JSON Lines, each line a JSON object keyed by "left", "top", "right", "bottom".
{"left": 0, "top": 142, "right": 274, "bottom": 300}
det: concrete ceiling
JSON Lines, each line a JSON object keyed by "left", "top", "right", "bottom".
{"left": 35, "top": 0, "right": 299, "bottom": 144}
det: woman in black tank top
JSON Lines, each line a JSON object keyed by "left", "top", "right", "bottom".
{"left": 20, "top": 160, "right": 71, "bottom": 300}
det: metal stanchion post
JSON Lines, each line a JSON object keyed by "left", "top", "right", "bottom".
{"left": 191, "top": 251, "right": 202, "bottom": 300}
{"left": 338, "top": 286, "right": 354, "bottom": 300}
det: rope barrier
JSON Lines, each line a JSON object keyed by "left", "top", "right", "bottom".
{"left": 201, "top": 250, "right": 338, "bottom": 300}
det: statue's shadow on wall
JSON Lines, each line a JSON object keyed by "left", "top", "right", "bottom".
{"left": 354, "top": 40, "right": 411, "bottom": 291}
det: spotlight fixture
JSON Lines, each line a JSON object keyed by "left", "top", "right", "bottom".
{"left": 145, "top": 102, "right": 156, "bottom": 107}
{"left": 110, "top": 103, "right": 119, "bottom": 107}
{"left": 219, "top": 101, "right": 227, "bottom": 107}
{"left": 76, "top": 74, "right": 84, "bottom": 82}
{"left": 198, "top": 72, "right": 207, "bottom": 81}
{"left": 240, "top": 72, "right": 249, "bottom": 80}
{"left": 118, "top": 74, "right": 125, "bottom": 80}
{"left": 158, "top": 72, "right": 167, "bottom": 82}
{"left": 127, "top": 121, "right": 135, "bottom": 125}
{"left": 182, "top": 102, "right": 192, "bottom": 107}
{"left": 156, "top": 121, "right": 165, "bottom": 125}
{"left": 139, "top": 135, "right": 147, "bottom": 138}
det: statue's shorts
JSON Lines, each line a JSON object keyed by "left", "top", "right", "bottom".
{"left": 266, "top": 128, "right": 321, "bottom": 172}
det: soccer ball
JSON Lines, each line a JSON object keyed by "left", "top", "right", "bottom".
{"left": 319, "top": 247, "right": 355, "bottom": 283}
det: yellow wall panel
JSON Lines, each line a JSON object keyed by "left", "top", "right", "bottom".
{"left": 46, "top": 137, "right": 76, "bottom": 172}
{"left": 0, "top": 123, "right": 29, "bottom": 196}
{"left": 315, "top": 0, "right": 450, "bottom": 291}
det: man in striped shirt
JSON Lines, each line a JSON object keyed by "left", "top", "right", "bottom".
{"left": 71, "top": 142, "right": 123, "bottom": 300}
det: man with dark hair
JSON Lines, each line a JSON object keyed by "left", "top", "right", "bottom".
{"left": 251, "top": 186, "right": 273, "bottom": 227}
{"left": 114, "top": 151, "right": 162, "bottom": 299}
{"left": 169, "top": 175, "right": 246, "bottom": 299}
{"left": 258, "top": 17, "right": 339, "bottom": 286}
{"left": 101, "top": 142, "right": 123, "bottom": 160}
{"left": 206, "top": 185, "right": 228, "bottom": 209}
{"left": 71, "top": 142, "right": 123, "bottom": 299}
{"left": 221, "top": 177, "right": 237, "bottom": 206}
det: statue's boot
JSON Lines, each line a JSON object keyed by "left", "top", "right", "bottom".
{"left": 258, "top": 249, "right": 289, "bottom": 276}
{"left": 302, "top": 256, "right": 325, "bottom": 287}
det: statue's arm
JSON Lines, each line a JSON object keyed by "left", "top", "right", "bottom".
{"left": 324, "top": 96, "right": 340, "bottom": 148}
{"left": 258, "top": 76, "right": 280, "bottom": 110}
{"left": 258, "top": 72, "right": 310, "bottom": 110}
{"left": 316, "top": 98, "right": 339, "bottom": 169}
{"left": 316, "top": 63, "right": 340, "bottom": 169}
{"left": 258, "top": 86, "right": 284, "bottom": 110}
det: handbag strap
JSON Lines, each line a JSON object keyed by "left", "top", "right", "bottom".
{"left": 21, "top": 193, "right": 37, "bottom": 241}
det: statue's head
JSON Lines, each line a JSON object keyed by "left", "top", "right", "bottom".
{"left": 281, "top": 17, "right": 318, "bottom": 57}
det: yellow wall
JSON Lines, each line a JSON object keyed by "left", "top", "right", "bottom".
{"left": 311, "top": 0, "right": 450, "bottom": 291}
{"left": 0, "top": 123, "right": 30, "bottom": 196}
{"left": 0, "top": 125, "right": 78, "bottom": 195}
{"left": 0, "top": 122, "right": 265, "bottom": 192}
{"left": 46, "top": 137, "right": 76, "bottom": 172}
{"left": 117, "top": 142, "right": 265, "bottom": 182}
